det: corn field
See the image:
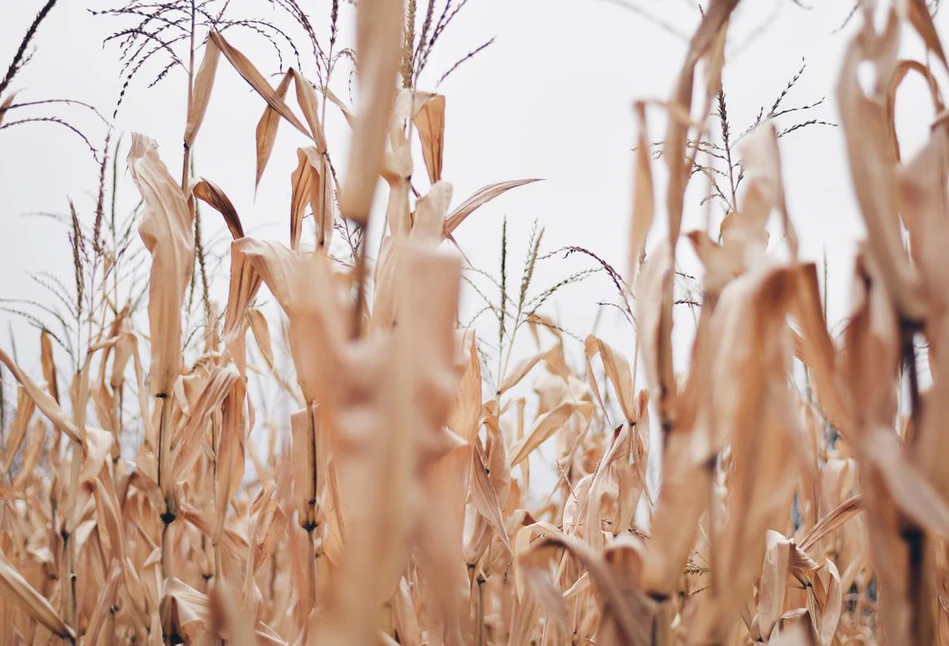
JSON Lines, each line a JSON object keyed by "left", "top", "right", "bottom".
{"left": 2, "top": 0, "right": 949, "bottom": 644}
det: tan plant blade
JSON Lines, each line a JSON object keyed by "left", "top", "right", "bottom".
{"left": 173, "top": 366, "right": 240, "bottom": 477}
{"left": 799, "top": 495, "right": 863, "bottom": 552}
{"left": 183, "top": 36, "right": 221, "bottom": 149}
{"left": 235, "top": 239, "right": 345, "bottom": 402}
{"left": 247, "top": 307, "right": 275, "bottom": 371}
{"left": 470, "top": 444, "right": 513, "bottom": 553}
{"left": 39, "top": 328, "right": 58, "bottom": 403}
{"left": 192, "top": 178, "right": 243, "bottom": 239}
{"left": 634, "top": 241, "right": 673, "bottom": 418}
{"left": 886, "top": 60, "right": 945, "bottom": 161}
{"left": 216, "top": 378, "right": 247, "bottom": 538}
{"left": 94, "top": 476, "right": 127, "bottom": 563}
{"left": 497, "top": 346, "right": 559, "bottom": 395}
{"left": 758, "top": 531, "right": 792, "bottom": 639}
{"left": 129, "top": 133, "right": 194, "bottom": 396}
{"left": 412, "top": 180, "right": 452, "bottom": 240}
{"left": 83, "top": 562, "right": 122, "bottom": 645}
{"left": 533, "top": 531, "right": 654, "bottom": 646}
{"left": 210, "top": 32, "right": 310, "bottom": 140}
{"left": 699, "top": 267, "right": 802, "bottom": 638}
{"left": 290, "top": 147, "right": 318, "bottom": 251}
{"left": 0, "top": 549, "right": 74, "bottom": 640}
{"left": 413, "top": 94, "right": 446, "bottom": 184}
{"left": 738, "top": 122, "right": 797, "bottom": 259}
{"left": 161, "top": 577, "right": 213, "bottom": 642}
{"left": 315, "top": 154, "right": 334, "bottom": 252}
{"left": 255, "top": 68, "right": 294, "bottom": 190}
{"left": 12, "top": 420, "right": 45, "bottom": 489}
{"left": 791, "top": 264, "right": 852, "bottom": 434}
{"left": 837, "top": 10, "right": 927, "bottom": 322}
{"left": 810, "top": 558, "right": 842, "bottom": 645}
{"left": 841, "top": 254, "right": 911, "bottom": 643}
{"left": 444, "top": 179, "right": 541, "bottom": 234}
{"left": 629, "top": 102, "right": 654, "bottom": 284}
{"left": 509, "top": 400, "right": 594, "bottom": 466}
{"left": 337, "top": 0, "right": 403, "bottom": 224}
{"left": 2, "top": 387, "right": 34, "bottom": 472}
{"left": 292, "top": 70, "right": 329, "bottom": 153}
{"left": 0, "top": 347, "right": 80, "bottom": 443}
{"left": 664, "top": 0, "right": 741, "bottom": 248}
{"left": 861, "top": 427, "right": 949, "bottom": 538}
{"left": 906, "top": 0, "right": 949, "bottom": 72}
{"left": 584, "top": 335, "right": 635, "bottom": 423}
{"left": 221, "top": 244, "right": 262, "bottom": 375}
{"left": 896, "top": 121, "right": 949, "bottom": 493}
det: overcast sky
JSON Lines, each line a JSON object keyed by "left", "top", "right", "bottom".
{"left": 1, "top": 0, "right": 945, "bottom": 402}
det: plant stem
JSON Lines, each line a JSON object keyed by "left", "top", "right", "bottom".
{"left": 304, "top": 402, "right": 320, "bottom": 610}
{"left": 902, "top": 323, "right": 932, "bottom": 645}
{"left": 181, "top": 0, "right": 197, "bottom": 191}
{"left": 157, "top": 394, "right": 176, "bottom": 581}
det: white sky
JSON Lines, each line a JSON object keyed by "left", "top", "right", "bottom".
{"left": 0, "top": 0, "right": 945, "bottom": 458}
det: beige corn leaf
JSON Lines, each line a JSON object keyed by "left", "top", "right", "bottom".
{"left": 12, "top": 419, "right": 45, "bottom": 490}
{"left": 83, "top": 562, "right": 122, "bottom": 645}
{"left": 210, "top": 32, "right": 310, "bottom": 139}
{"left": 498, "top": 346, "right": 560, "bottom": 395}
{"left": 584, "top": 335, "right": 635, "bottom": 423}
{"left": 791, "top": 264, "right": 852, "bottom": 434}
{"left": 292, "top": 70, "right": 329, "bottom": 154}
{"left": 509, "top": 400, "right": 594, "bottom": 466}
{"left": 412, "top": 180, "right": 452, "bottom": 240}
{"left": 129, "top": 134, "right": 194, "bottom": 396}
{"left": 896, "top": 121, "right": 949, "bottom": 493}
{"left": 799, "top": 495, "right": 863, "bottom": 552}
{"left": 0, "top": 549, "right": 74, "bottom": 640}
{"left": 837, "top": 10, "right": 927, "bottom": 322}
{"left": 634, "top": 241, "right": 673, "bottom": 417}
{"left": 905, "top": 0, "right": 949, "bottom": 72}
{"left": 183, "top": 36, "right": 221, "bottom": 149}
{"left": 173, "top": 366, "right": 240, "bottom": 477}
{"left": 247, "top": 307, "right": 274, "bottom": 371}
{"left": 221, "top": 244, "right": 262, "bottom": 375}
{"left": 756, "top": 530, "right": 792, "bottom": 640}
{"left": 255, "top": 68, "right": 294, "bottom": 190}
{"left": 235, "top": 239, "right": 345, "bottom": 402}
{"left": 290, "top": 147, "right": 319, "bottom": 250}
{"left": 192, "top": 178, "right": 243, "bottom": 239}
{"left": 886, "top": 60, "right": 944, "bottom": 161}
{"left": 337, "top": 0, "right": 403, "bottom": 223}
{"left": 444, "top": 179, "right": 541, "bottom": 234}
{"left": 216, "top": 378, "right": 247, "bottom": 539}
{"left": 39, "top": 328, "right": 58, "bottom": 403}
{"left": 93, "top": 476, "right": 127, "bottom": 563}
{"left": 0, "top": 347, "right": 81, "bottom": 443}
{"left": 413, "top": 93, "right": 446, "bottom": 184}
{"left": 664, "top": 0, "right": 741, "bottom": 248}
{"left": 469, "top": 443, "right": 513, "bottom": 553}
{"left": 524, "top": 530, "right": 654, "bottom": 646}
{"left": 629, "top": 102, "right": 654, "bottom": 285}
{"left": 2, "top": 387, "right": 34, "bottom": 472}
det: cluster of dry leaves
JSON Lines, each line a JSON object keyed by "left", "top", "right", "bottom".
{"left": 5, "top": 0, "right": 949, "bottom": 644}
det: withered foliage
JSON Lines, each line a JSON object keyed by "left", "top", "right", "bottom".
{"left": 5, "top": 1, "right": 949, "bottom": 645}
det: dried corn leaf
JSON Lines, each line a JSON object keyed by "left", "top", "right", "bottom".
{"left": 413, "top": 94, "right": 445, "bottom": 184}
{"left": 129, "top": 134, "right": 194, "bottom": 396}
{"left": 444, "top": 179, "right": 541, "bottom": 234}
{"left": 0, "top": 549, "right": 74, "bottom": 640}
{"left": 184, "top": 37, "right": 221, "bottom": 149}
{"left": 338, "top": 0, "right": 403, "bottom": 223}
